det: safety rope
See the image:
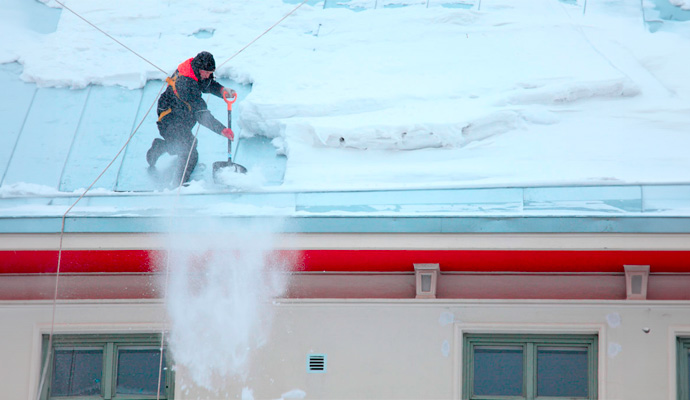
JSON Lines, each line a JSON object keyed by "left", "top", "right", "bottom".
{"left": 217, "top": 0, "right": 311, "bottom": 68}
{"left": 154, "top": 98, "right": 206, "bottom": 400}
{"left": 35, "top": 82, "right": 166, "bottom": 400}
{"left": 162, "top": 1, "right": 312, "bottom": 394}
{"left": 53, "top": 0, "right": 168, "bottom": 75}
{"left": 37, "top": 0, "right": 312, "bottom": 398}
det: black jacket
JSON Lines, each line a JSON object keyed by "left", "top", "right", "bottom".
{"left": 157, "top": 58, "right": 226, "bottom": 134}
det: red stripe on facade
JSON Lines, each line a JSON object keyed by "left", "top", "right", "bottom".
{"left": 0, "top": 250, "right": 158, "bottom": 274}
{"left": 293, "top": 249, "right": 690, "bottom": 273}
{"left": 1, "top": 249, "right": 690, "bottom": 274}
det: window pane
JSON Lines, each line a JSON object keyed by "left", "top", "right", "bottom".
{"left": 51, "top": 348, "right": 102, "bottom": 397}
{"left": 537, "top": 346, "right": 588, "bottom": 397}
{"left": 687, "top": 349, "right": 690, "bottom": 397}
{"left": 116, "top": 347, "right": 166, "bottom": 396}
{"left": 473, "top": 345, "right": 523, "bottom": 396}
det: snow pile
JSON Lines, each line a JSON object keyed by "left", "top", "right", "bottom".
{"left": 211, "top": 166, "right": 267, "bottom": 191}
{"left": 2, "top": 0, "right": 690, "bottom": 190}
{"left": 0, "top": 182, "right": 62, "bottom": 198}
{"left": 670, "top": 0, "right": 690, "bottom": 10}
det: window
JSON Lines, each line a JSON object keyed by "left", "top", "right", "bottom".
{"left": 678, "top": 337, "right": 690, "bottom": 400}
{"left": 39, "top": 334, "right": 174, "bottom": 400}
{"left": 463, "top": 334, "right": 598, "bottom": 400}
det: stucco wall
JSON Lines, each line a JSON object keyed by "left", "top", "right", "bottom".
{"left": 2, "top": 299, "right": 689, "bottom": 400}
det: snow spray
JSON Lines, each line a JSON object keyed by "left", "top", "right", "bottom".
{"left": 161, "top": 217, "right": 289, "bottom": 392}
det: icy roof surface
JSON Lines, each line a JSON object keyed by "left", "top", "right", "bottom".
{"left": 1, "top": 0, "right": 690, "bottom": 233}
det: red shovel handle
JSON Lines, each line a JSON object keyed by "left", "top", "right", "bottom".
{"left": 223, "top": 90, "right": 237, "bottom": 111}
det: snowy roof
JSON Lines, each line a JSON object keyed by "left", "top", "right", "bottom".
{"left": 1, "top": 0, "right": 690, "bottom": 234}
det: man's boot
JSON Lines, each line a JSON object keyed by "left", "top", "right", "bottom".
{"left": 146, "top": 138, "right": 165, "bottom": 167}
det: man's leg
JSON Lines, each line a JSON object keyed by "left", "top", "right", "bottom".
{"left": 147, "top": 120, "right": 173, "bottom": 167}
{"left": 169, "top": 130, "right": 199, "bottom": 185}
{"left": 151, "top": 119, "right": 199, "bottom": 185}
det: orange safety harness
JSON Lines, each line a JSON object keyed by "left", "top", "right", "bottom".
{"left": 158, "top": 58, "right": 197, "bottom": 122}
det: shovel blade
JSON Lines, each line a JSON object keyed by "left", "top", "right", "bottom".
{"left": 213, "top": 161, "right": 248, "bottom": 182}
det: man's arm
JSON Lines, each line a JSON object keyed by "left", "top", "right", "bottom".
{"left": 178, "top": 79, "right": 227, "bottom": 134}
{"left": 206, "top": 79, "right": 237, "bottom": 100}
{"left": 196, "top": 108, "right": 226, "bottom": 134}
{"left": 204, "top": 79, "right": 224, "bottom": 98}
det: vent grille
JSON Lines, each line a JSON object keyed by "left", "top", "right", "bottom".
{"left": 307, "top": 354, "right": 326, "bottom": 373}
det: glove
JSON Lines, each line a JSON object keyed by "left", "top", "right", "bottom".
{"left": 221, "top": 128, "right": 234, "bottom": 140}
{"left": 221, "top": 87, "right": 237, "bottom": 99}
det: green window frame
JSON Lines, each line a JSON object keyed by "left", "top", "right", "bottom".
{"left": 463, "top": 333, "right": 598, "bottom": 400}
{"left": 39, "top": 334, "right": 174, "bottom": 400}
{"left": 678, "top": 337, "right": 690, "bottom": 400}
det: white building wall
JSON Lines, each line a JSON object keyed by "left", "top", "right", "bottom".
{"left": 2, "top": 299, "right": 689, "bottom": 400}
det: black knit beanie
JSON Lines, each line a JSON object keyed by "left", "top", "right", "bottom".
{"left": 192, "top": 51, "right": 216, "bottom": 71}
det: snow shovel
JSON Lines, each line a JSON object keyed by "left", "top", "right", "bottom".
{"left": 213, "top": 90, "right": 247, "bottom": 181}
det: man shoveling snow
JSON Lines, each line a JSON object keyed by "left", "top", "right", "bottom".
{"left": 146, "top": 51, "right": 236, "bottom": 185}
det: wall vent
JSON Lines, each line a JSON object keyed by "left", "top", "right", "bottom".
{"left": 624, "top": 265, "right": 650, "bottom": 300}
{"left": 307, "top": 354, "right": 327, "bottom": 373}
{"left": 414, "top": 263, "right": 440, "bottom": 299}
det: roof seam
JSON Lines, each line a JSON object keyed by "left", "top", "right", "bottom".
{"left": 0, "top": 87, "right": 37, "bottom": 187}
{"left": 58, "top": 86, "right": 93, "bottom": 191}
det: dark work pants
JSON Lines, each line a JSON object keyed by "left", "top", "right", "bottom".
{"left": 156, "top": 118, "right": 199, "bottom": 184}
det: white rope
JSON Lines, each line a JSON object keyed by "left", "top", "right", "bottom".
{"left": 154, "top": 96, "right": 205, "bottom": 400}
{"left": 53, "top": 0, "right": 167, "bottom": 74}
{"left": 35, "top": 0, "right": 313, "bottom": 398}
{"left": 29, "top": 3, "right": 173, "bottom": 397}
{"left": 217, "top": 0, "right": 311, "bottom": 68}
{"left": 35, "top": 82, "right": 165, "bottom": 400}
{"left": 155, "top": 2, "right": 313, "bottom": 396}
